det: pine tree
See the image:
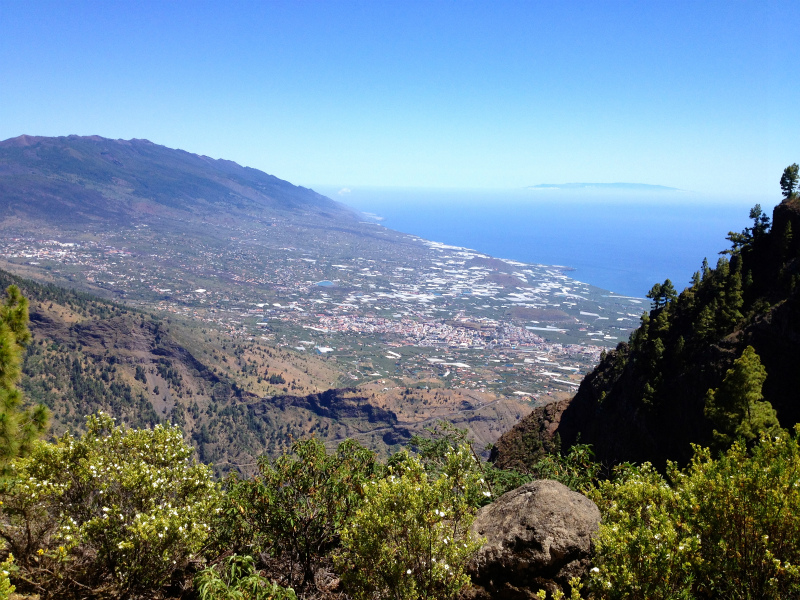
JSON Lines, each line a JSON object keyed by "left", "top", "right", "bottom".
{"left": 651, "top": 309, "right": 670, "bottom": 337}
{"left": 646, "top": 282, "right": 664, "bottom": 310}
{"left": 695, "top": 302, "right": 716, "bottom": 341}
{"left": 646, "top": 279, "right": 677, "bottom": 310}
{"left": 744, "top": 269, "right": 753, "bottom": 291}
{"left": 674, "top": 335, "right": 685, "bottom": 358}
{"left": 746, "top": 204, "right": 771, "bottom": 240}
{"left": 661, "top": 279, "right": 677, "bottom": 304}
{"left": 0, "top": 285, "right": 48, "bottom": 471}
{"left": 704, "top": 346, "right": 779, "bottom": 449}
{"left": 780, "top": 163, "right": 799, "bottom": 201}
{"left": 719, "top": 267, "right": 744, "bottom": 330}
{"left": 701, "top": 258, "right": 711, "bottom": 280}
{"left": 629, "top": 312, "right": 650, "bottom": 354}
{"left": 714, "top": 257, "right": 730, "bottom": 284}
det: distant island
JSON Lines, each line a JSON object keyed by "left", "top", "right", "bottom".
{"left": 528, "top": 182, "right": 680, "bottom": 192}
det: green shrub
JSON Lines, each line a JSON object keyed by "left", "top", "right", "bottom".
{"left": 335, "top": 447, "right": 482, "bottom": 600}
{"left": 527, "top": 443, "right": 599, "bottom": 492}
{"left": 478, "top": 442, "right": 599, "bottom": 502}
{"left": 678, "top": 433, "right": 800, "bottom": 597}
{"left": 0, "top": 553, "right": 15, "bottom": 600}
{"left": 0, "top": 412, "right": 220, "bottom": 598}
{"left": 410, "top": 420, "right": 508, "bottom": 504}
{"left": 589, "top": 463, "right": 698, "bottom": 599}
{"left": 482, "top": 463, "right": 534, "bottom": 500}
{"left": 213, "top": 437, "right": 378, "bottom": 589}
{"left": 590, "top": 427, "right": 800, "bottom": 599}
{"left": 195, "top": 554, "right": 297, "bottom": 600}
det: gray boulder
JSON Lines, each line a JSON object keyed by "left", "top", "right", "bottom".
{"left": 464, "top": 480, "right": 600, "bottom": 599}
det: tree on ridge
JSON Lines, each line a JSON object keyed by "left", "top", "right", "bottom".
{"left": 646, "top": 279, "right": 677, "bottom": 310}
{"left": 780, "top": 163, "right": 799, "bottom": 201}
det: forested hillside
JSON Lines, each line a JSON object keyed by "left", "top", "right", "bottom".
{"left": 494, "top": 170, "right": 800, "bottom": 470}
{"left": 5, "top": 267, "right": 523, "bottom": 471}
{"left": 0, "top": 268, "right": 424, "bottom": 470}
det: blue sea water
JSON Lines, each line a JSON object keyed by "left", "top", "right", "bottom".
{"left": 320, "top": 187, "right": 773, "bottom": 298}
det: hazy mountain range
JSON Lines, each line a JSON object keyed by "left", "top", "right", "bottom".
{"left": 527, "top": 182, "right": 680, "bottom": 192}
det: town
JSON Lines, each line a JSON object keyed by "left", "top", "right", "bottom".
{"left": 0, "top": 216, "right": 645, "bottom": 403}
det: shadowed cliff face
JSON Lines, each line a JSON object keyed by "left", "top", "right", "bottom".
{"left": 493, "top": 199, "right": 800, "bottom": 471}
{"left": 0, "top": 134, "right": 352, "bottom": 225}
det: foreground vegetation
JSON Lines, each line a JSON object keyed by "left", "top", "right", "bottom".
{"left": 2, "top": 166, "right": 800, "bottom": 599}
{"left": 0, "top": 416, "right": 493, "bottom": 599}
{"left": 2, "top": 411, "right": 799, "bottom": 600}
{"left": 591, "top": 428, "right": 800, "bottom": 599}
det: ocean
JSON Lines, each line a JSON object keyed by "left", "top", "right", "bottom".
{"left": 319, "top": 187, "right": 772, "bottom": 298}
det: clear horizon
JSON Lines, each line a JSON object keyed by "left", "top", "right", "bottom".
{"left": 1, "top": 1, "right": 798, "bottom": 196}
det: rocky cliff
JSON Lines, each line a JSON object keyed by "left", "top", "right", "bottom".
{"left": 493, "top": 198, "right": 800, "bottom": 470}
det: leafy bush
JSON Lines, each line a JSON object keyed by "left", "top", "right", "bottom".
{"left": 482, "top": 463, "right": 534, "bottom": 500}
{"left": 589, "top": 463, "right": 698, "bottom": 599}
{"left": 213, "top": 437, "right": 378, "bottom": 589}
{"left": 678, "top": 434, "right": 800, "bottom": 597}
{"left": 590, "top": 427, "right": 800, "bottom": 599}
{"left": 336, "top": 447, "right": 482, "bottom": 600}
{"left": 527, "top": 443, "right": 599, "bottom": 492}
{"left": 408, "top": 419, "right": 598, "bottom": 503}
{"left": 195, "top": 554, "right": 297, "bottom": 600}
{"left": 0, "top": 413, "right": 220, "bottom": 598}
{"left": 410, "top": 421, "right": 473, "bottom": 469}
{"left": 409, "top": 422, "right": 493, "bottom": 505}
{"left": 0, "top": 553, "right": 15, "bottom": 600}
{"left": 482, "top": 442, "right": 598, "bottom": 500}
{"left": 410, "top": 420, "right": 518, "bottom": 504}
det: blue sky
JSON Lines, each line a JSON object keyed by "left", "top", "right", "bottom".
{"left": 1, "top": 0, "right": 798, "bottom": 195}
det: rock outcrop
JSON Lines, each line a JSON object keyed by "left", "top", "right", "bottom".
{"left": 488, "top": 399, "right": 568, "bottom": 471}
{"left": 464, "top": 480, "right": 600, "bottom": 599}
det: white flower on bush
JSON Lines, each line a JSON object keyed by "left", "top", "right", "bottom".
{"left": 0, "top": 413, "right": 221, "bottom": 596}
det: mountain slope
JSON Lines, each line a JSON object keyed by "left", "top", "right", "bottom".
{"left": 0, "top": 134, "right": 588, "bottom": 464}
{"left": 0, "top": 267, "right": 357, "bottom": 466}
{"left": 0, "top": 134, "right": 351, "bottom": 226}
{"left": 492, "top": 198, "right": 800, "bottom": 470}
{"left": 2, "top": 267, "right": 529, "bottom": 470}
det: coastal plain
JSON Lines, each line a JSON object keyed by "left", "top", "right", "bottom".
{"left": 0, "top": 135, "right": 643, "bottom": 460}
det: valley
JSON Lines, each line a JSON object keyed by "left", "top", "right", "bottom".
{"left": 0, "top": 220, "right": 640, "bottom": 397}
{"left": 0, "top": 135, "right": 640, "bottom": 461}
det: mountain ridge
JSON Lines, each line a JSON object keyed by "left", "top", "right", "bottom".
{"left": 0, "top": 134, "right": 352, "bottom": 226}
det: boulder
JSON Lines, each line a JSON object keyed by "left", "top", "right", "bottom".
{"left": 464, "top": 480, "right": 600, "bottom": 599}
